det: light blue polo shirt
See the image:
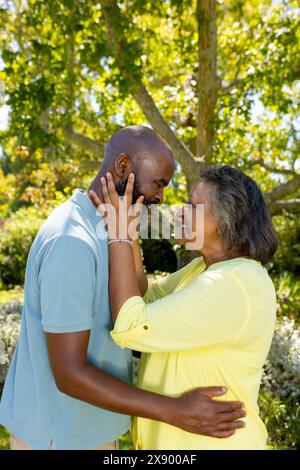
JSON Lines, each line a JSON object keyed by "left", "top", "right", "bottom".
{"left": 0, "top": 189, "right": 132, "bottom": 449}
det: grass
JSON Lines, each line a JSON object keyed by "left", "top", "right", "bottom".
{"left": 0, "top": 425, "right": 9, "bottom": 450}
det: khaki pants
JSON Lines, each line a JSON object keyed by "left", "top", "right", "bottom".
{"left": 10, "top": 434, "right": 118, "bottom": 450}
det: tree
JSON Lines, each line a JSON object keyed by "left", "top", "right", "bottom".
{"left": 0, "top": 0, "right": 299, "bottom": 213}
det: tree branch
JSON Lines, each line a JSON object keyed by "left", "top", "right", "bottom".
{"left": 265, "top": 174, "right": 300, "bottom": 203}
{"left": 221, "top": 77, "right": 245, "bottom": 95}
{"left": 133, "top": 84, "right": 201, "bottom": 181}
{"left": 99, "top": 0, "right": 200, "bottom": 185}
{"left": 40, "top": 108, "right": 104, "bottom": 157}
{"left": 62, "top": 126, "right": 105, "bottom": 156}
{"left": 251, "top": 158, "right": 298, "bottom": 176}
{"left": 65, "top": 28, "right": 75, "bottom": 126}
{"left": 268, "top": 199, "right": 300, "bottom": 215}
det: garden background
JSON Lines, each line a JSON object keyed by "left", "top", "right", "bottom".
{"left": 0, "top": 0, "right": 299, "bottom": 450}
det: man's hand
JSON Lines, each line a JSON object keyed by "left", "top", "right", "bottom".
{"left": 46, "top": 331, "right": 245, "bottom": 439}
{"left": 169, "top": 387, "right": 246, "bottom": 438}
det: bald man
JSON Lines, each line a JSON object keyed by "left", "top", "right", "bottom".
{"left": 0, "top": 126, "right": 245, "bottom": 450}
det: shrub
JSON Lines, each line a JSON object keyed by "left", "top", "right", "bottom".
{"left": 260, "top": 316, "right": 300, "bottom": 449}
{"left": 272, "top": 214, "right": 300, "bottom": 276}
{"left": 271, "top": 272, "right": 300, "bottom": 322}
{"left": 142, "top": 239, "right": 177, "bottom": 273}
{"left": 0, "top": 289, "right": 23, "bottom": 384}
{"left": 261, "top": 317, "right": 300, "bottom": 401}
{"left": 259, "top": 393, "right": 300, "bottom": 449}
{"left": 0, "top": 207, "right": 46, "bottom": 288}
{"left": 0, "top": 312, "right": 21, "bottom": 384}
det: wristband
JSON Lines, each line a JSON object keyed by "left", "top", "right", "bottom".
{"left": 107, "top": 239, "right": 133, "bottom": 247}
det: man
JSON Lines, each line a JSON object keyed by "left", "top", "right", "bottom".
{"left": 0, "top": 126, "right": 245, "bottom": 450}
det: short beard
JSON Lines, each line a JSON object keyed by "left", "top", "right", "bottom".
{"left": 116, "top": 179, "right": 159, "bottom": 206}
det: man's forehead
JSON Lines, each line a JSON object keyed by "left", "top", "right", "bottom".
{"left": 138, "top": 156, "right": 171, "bottom": 171}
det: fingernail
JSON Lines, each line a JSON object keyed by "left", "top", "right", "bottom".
{"left": 101, "top": 177, "right": 105, "bottom": 182}
{"left": 221, "top": 387, "right": 227, "bottom": 393}
{"left": 106, "top": 172, "right": 111, "bottom": 178}
{"left": 129, "top": 173, "right": 134, "bottom": 178}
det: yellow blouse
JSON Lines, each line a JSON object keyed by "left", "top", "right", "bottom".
{"left": 110, "top": 257, "right": 276, "bottom": 450}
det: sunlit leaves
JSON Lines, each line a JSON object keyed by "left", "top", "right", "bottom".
{"left": 0, "top": 0, "right": 299, "bottom": 212}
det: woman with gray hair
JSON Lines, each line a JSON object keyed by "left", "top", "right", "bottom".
{"left": 90, "top": 164, "right": 278, "bottom": 450}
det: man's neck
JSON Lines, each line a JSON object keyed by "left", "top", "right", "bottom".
{"left": 87, "top": 175, "right": 105, "bottom": 208}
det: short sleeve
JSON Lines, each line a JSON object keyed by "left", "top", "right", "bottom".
{"left": 39, "top": 236, "right": 96, "bottom": 333}
{"left": 111, "top": 269, "right": 249, "bottom": 353}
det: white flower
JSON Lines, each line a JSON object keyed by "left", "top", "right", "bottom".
{"left": 262, "top": 317, "right": 300, "bottom": 400}
{"left": 0, "top": 340, "right": 6, "bottom": 365}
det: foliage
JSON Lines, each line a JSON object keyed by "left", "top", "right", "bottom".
{"left": 259, "top": 393, "right": 300, "bottom": 450}
{"left": 0, "top": 286, "right": 23, "bottom": 306}
{"left": 272, "top": 214, "right": 300, "bottom": 276}
{"left": 118, "top": 431, "right": 134, "bottom": 450}
{"left": 0, "top": 207, "right": 46, "bottom": 288}
{"left": 142, "top": 238, "right": 177, "bottom": 273}
{"left": 0, "top": 0, "right": 299, "bottom": 215}
{"left": 261, "top": 317, "right": 300, "bottom": 400}
{"left": 272, "top": 272, "right": 300, "bottom": 322}
{"left": 0, "top": 424, "right": 9, "bottom": 450}
{"left": 0, "top": 312, "right": 20, "bottom": 384}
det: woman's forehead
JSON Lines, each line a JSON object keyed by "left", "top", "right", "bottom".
{"left": 190, "top": 181, "right": 212, "bottom": 203}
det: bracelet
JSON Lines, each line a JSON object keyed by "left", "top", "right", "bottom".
{"left": 107, "top": 239, "right": 133, "bottom": 247}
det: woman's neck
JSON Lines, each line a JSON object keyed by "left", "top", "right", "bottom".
{"left": 201, "top": 249, "right": 231, "bottom": 268}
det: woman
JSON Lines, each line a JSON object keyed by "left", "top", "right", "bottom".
{"left": 90, "top": 164, "right": 278, "bottom": 450}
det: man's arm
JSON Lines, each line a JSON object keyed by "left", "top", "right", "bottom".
{"left": 46, "top": 330, "right": 246, "bottom": 438}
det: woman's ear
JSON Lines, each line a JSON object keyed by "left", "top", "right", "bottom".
{"left": 114, "top": 153, "right": 132, "bottom": 177}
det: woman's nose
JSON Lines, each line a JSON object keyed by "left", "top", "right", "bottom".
{"left": 157, "top": 188, "right": 164, "bottom": 204}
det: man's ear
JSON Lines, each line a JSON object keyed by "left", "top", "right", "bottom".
{"left": 114, "top": 153, "right": 132, "bottom": 177}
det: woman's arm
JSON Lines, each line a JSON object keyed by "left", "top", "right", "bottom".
{"left": 110, "top": 271, "right": 248, "bottom": 353}
{"left": 108, "top": 240, "right": 141, "bottom": 323}
{"left": 90, "top": 173, "right": 145, "bottom": 322}
{"left": 132, "top": 239, "right": 148, "bottom": 297}
{"left": 89, "top": 183, "right": 147, "bottom": 298}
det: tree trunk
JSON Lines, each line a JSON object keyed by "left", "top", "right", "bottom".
{"left": 196, "top": 0, "right": 218, "bottom": 164}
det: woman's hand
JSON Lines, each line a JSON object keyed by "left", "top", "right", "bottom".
{"left": 89, "top": 172, "right": 144, "bottom": 240}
